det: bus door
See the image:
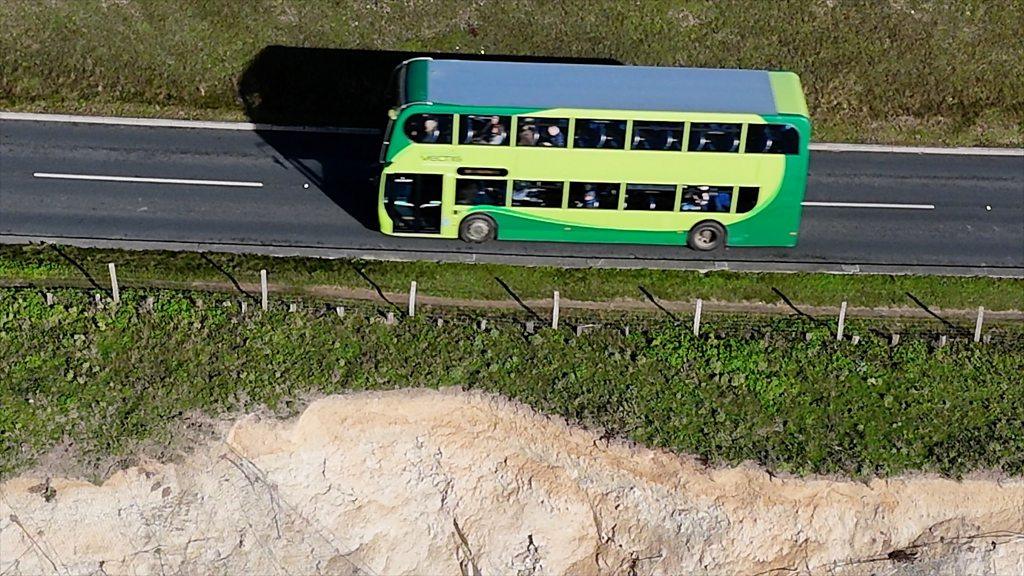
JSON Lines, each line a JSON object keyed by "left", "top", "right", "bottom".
{"left": 383, "top": 173, "right": 443, "bottom": 233}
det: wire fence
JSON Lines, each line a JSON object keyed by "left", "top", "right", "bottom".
{"left": 22, "top": 265, "right": 1021, "bottom": 347}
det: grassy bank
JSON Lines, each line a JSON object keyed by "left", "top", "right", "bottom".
{"left": 2, "top": 244, "right": 1022, "bottom": 312}
{"left": 2, "top": 1, "right": 1022, "bottom": 146}
{"left": 2, "top": 287, "right": 1022, "bottom": 480}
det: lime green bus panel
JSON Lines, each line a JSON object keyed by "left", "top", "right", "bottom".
{"left": 473, "top": 207, "right": 687, "bottom": 245}
{"left": 380, "top": 104, "right": 810, "bottom": 248}
{"left": 768, "top": 72, "right": 809, "bottom": 117}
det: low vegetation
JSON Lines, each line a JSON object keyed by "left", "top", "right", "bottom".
{"left": 2, "top": 287, "right": 1022, "bottom": 480}
{"left": 2, "top": 0, "right": 1022, "bottom": 146}
{"left": 2, "top": 244, "right": 1021, "bottom": 312}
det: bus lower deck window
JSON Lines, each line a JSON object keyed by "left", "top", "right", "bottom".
{"left": 512, "top": 180, "right": 564, "bottom": 207}
{"left": 737, "top": 187, "right": 760, "bottom": 213}
{"left": 456, "top": 179, "right": 507, "bottom": 206}
{"left": 680, "top": 185, "right": 733, "bottom": 212}
{"left": 569, "top": 182, "right": 619, "bottom": 209}
{"left": 625, "top": 184, "right": 676, "bottom": 211}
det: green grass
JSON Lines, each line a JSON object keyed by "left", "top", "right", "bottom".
{"left": 2, "top": 0, "right": 1022, "bottom": 146}
{"left": 2, "top": 287, "right": 1022, "bottom": 481}
{"left": 2, "top": 244, "right": 1022, "bottom": 312}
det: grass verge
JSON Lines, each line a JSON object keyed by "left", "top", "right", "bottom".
{"left": 2, "top": 287, "right": 1022, "bottom": 481}
{"left": 2, "top": 1, "right": 1022, "bottom": 147}
{"left": 2, "top": 244, "right": 1021, "bottom": 313}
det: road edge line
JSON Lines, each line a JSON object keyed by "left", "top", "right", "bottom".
{"left": 3, "top": 111, "right": 1022, "bottom": 156}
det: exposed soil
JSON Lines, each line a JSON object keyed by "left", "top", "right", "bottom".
{"left": 2, "top": 389, "right": 1021, "bottom": 575}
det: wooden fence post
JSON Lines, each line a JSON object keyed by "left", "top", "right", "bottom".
{"left": 108, "top": 263, "right": 120, "bottom": 303}
{"left": 836, "top": 301, "right": 847, "bottom": 341}
{"left": 692, "top": 298, "right": 703, "bottom": 337}
{"left": 974, "top": 306, "right": 984, "bottom": 343}
{"left": 409, "top": 281, "right": 417, "bottom": 317}
{"left": 260, "top": 269, "right": 268, "bottom": 311}
{"left": 552, "top": 291, "right": 560, "bottom": 330}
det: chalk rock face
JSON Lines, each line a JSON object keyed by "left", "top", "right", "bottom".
{"left": 1, "top": 389, "right": 1022, "bottom": 575}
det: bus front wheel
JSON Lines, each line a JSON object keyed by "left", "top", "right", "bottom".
{"left": 687, "top": 221, "right": 726, "bottom": 251}
{"left": 459, "top": 214, "right": 497, "bottom": 243}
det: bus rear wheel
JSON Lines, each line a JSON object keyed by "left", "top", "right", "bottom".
{"left": 687, "top": 221, "right": 726, "bottom": 251}
{"left": 459, "top": 214, "right": 497, "bottom": 243}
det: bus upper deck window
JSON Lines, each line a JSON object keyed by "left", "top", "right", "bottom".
{"left": 746, "top": 124, "right": 800, "bottom": 154}
{"left": 460, "top": 115, "right": 511, "bottom": 146}
{"left": 574, "top": 119, "right": 626, "bottom": 149}
{"left": 404, "top": 113, "right": 453, "bottom": 144}
{"left": 631, "top": 122, "right": 684, "bottom": 151}
{"left": 688, "top": 123, "right": 741, "bottom": 153}
{"left": 517, "top": 118, "right": 569, "bottom": 148}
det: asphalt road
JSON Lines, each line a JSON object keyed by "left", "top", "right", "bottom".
{"left": 1, "top": 119, "right": 1022, "bottom": 276}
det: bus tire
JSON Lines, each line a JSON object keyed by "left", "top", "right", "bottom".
{"left": 687, "top": 221, "right": 726, "bottom": 251}
{"left": 459, "top": 214, "right": 497, "bottom": 243}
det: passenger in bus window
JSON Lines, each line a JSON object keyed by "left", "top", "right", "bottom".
{"left": 420, "top": 118, "right": 440, "bottom": 143}
{"left": 682, "top": 188, "right": 710, "bottom": 211}
{"left": 485, "top": 117, "right": 507, "bottom": 145}
{"left": 541, "top": 125, "right": 565, "bottom": 147}
{"left": 518, "top": 124, "right": 538, "bottom": 146}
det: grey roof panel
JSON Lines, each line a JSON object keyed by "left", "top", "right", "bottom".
{"left": 425, "top": 60, "right": 777, "bottom": 114}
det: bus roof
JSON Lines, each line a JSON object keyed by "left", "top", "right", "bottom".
{"left": 402, "top": 58, "right": 808, "bottom": 117}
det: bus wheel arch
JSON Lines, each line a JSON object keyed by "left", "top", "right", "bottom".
{"left": 687, "top": 220, "right": 727, "bottom": 251}
{"left": 459, "top": 213, "right": 498, "bottom": 243}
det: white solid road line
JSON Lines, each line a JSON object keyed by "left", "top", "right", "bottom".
{"left": 4, "top": 111, "right": 1023, "bottom": 156}
{"left": 33, "top": 172, "right": 264, "bottom": 188}
{"left": 802, "top": 201, "right": 935, "bottom": 210}
{"left": 1, "top": 111, "right": 380, "bottom": 135}
{"left": 807, "top": 142, "right": 1023, "bottom": 157}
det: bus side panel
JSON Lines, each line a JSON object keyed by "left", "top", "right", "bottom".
{"left": 725, "top": 115, "right": 811, "bottom": 247}
{"left": 473, "top": 207, "right": 688, "bottom": 246}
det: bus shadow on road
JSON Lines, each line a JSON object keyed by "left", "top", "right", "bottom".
{"left": 237, "top": 46, "right": 620, "bottom": 232}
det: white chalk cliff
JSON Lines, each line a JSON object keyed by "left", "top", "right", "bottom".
{"left": 2, "top": 388, "right": 1022, "bottom": 575}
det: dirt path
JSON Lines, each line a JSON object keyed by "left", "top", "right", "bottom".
{"left": 4, "top": 277, "right": 1022, "bottom": 321}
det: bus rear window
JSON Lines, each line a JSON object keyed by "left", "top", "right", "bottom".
{"left": 404, "top": 113, "right": 453, "bottom": 144}
{"left": 746, "top": 124, "right": 800, "bottom": 154}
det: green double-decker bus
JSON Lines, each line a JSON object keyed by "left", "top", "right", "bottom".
{"left": 378, "top": 58, "right": 810, "bottom": 250}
